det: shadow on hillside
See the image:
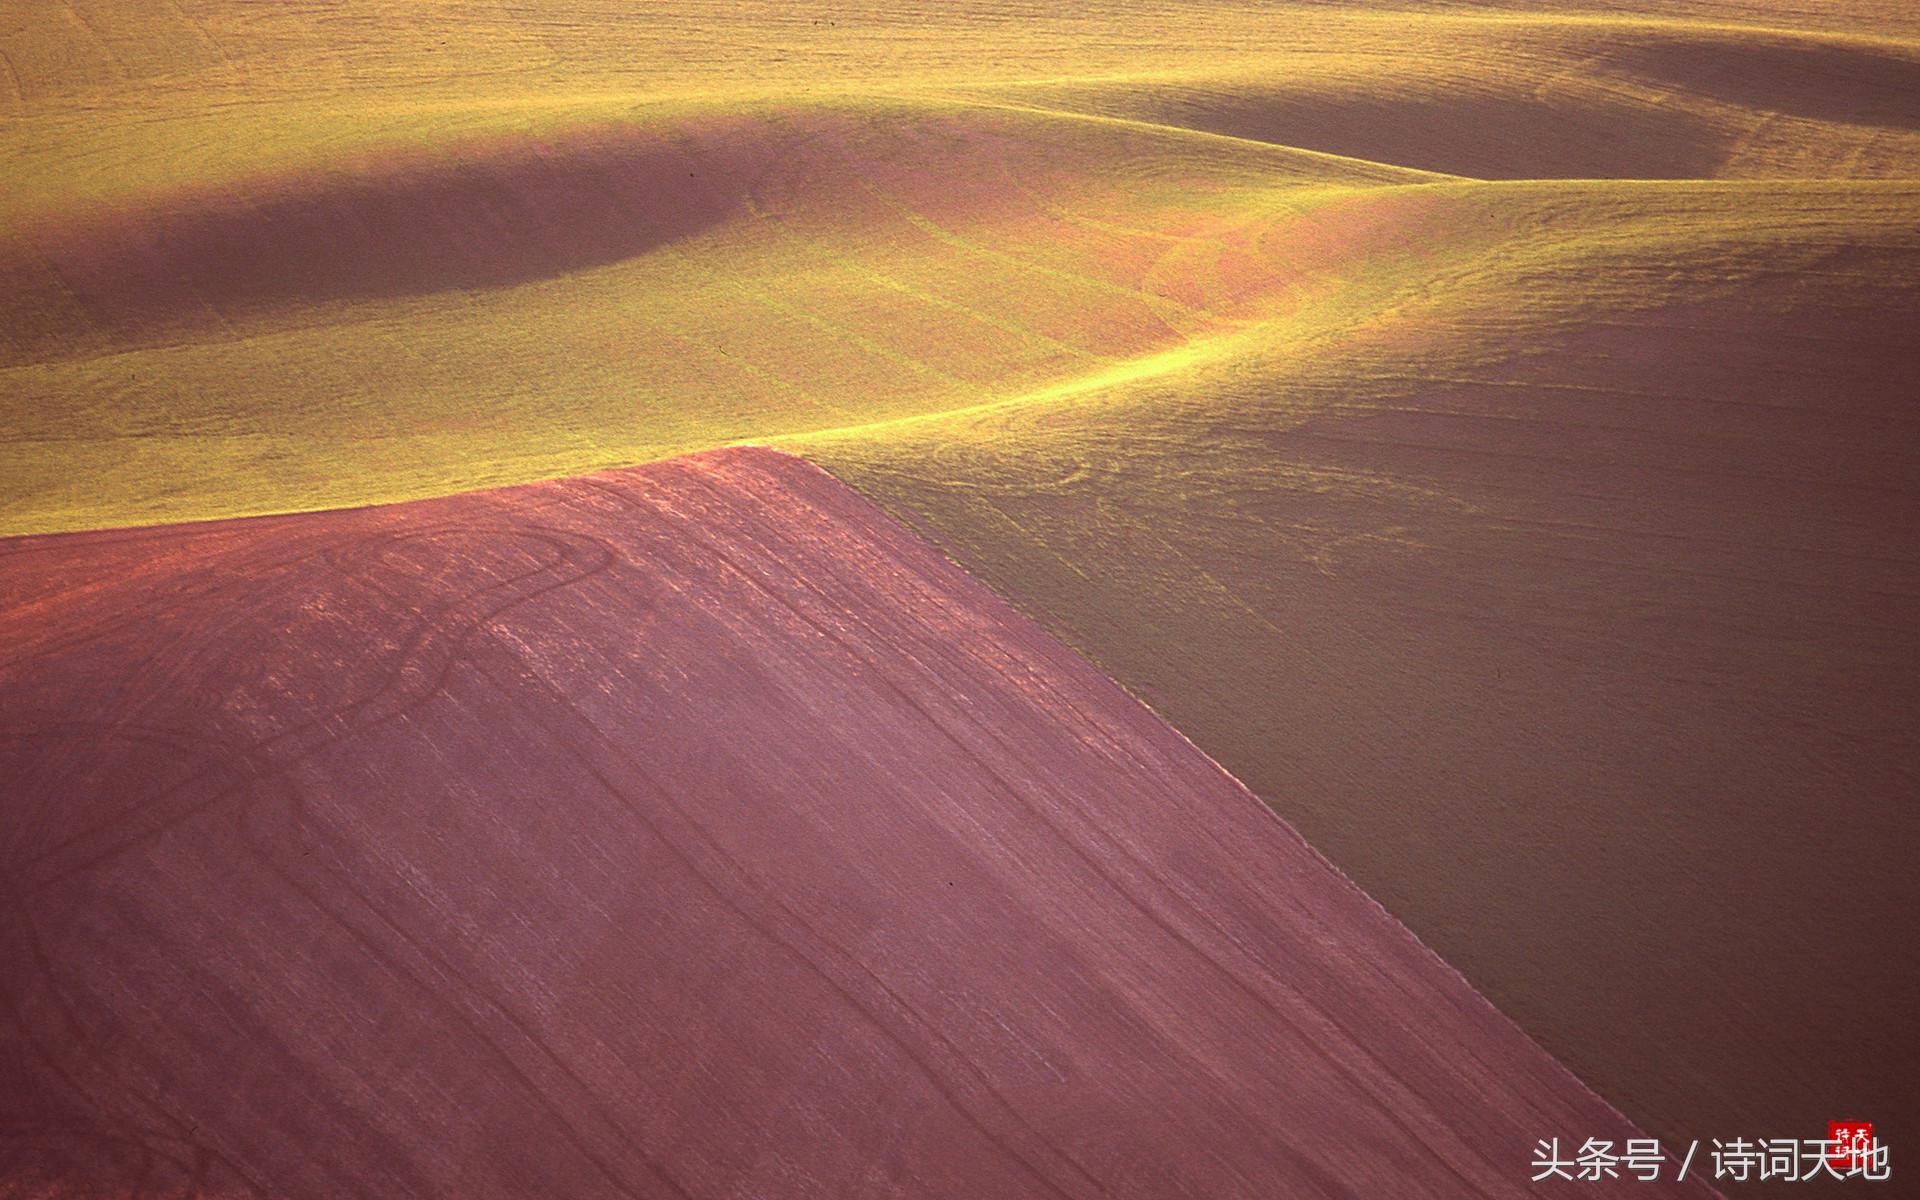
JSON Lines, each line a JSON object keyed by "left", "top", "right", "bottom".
{"left": 1614, "top": 33, "right": 1920, "bottom": 131}
{"left": 6, "top": 122, "right": 773, "bottom": 364}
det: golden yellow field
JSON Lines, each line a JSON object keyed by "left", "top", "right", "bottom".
{"left": 7, "top": 2, "right": 1919, "bottom": 531}
{"left": 7, "top": 0, "right": 1918, "bottom": 1167}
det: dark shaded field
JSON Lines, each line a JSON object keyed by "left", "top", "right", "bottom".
{"left": 1, "top": 115, "right": 787, "bottom": 366}
{"left": 0, "top": 448, "right": 1715, "bottom": 1198}
{"left": 810, "top": 178, "right": 1920, "bottom": 1168}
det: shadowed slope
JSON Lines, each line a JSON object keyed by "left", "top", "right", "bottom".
{"left": 0, "top": 448, "right": 1716, "bottom": 1198}
{"left": 1405, "top": 0, "right": 1920, "bottom": 38}
{"left": 1612, "top": 28, "right": 1920, "bottom": 129}
{"left": 801, "top": 176, "right": 1920, "bottom": 1154}
{"left": 1020, "top": 20, "right": 1920, "bottom": 181}
{"left": 3, "top": 117, "right": 777, "bottom": 364}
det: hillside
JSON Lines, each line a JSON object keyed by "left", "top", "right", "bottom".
{"left": 6, "top": 5, "right": 1919, "bottom": 535}
{"left": 0, "top": 448, "right": 1718, "bottom": 1198}
{"left": 4, "top": 0, "right": 1916, "bottom": 1177}
{"left": 800, "top": 173, "right": 1920, "bottom": 1146}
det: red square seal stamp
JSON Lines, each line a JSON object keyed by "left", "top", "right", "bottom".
{"left": 1829, "top": 1121, "right": 1875, "bottom": 1171}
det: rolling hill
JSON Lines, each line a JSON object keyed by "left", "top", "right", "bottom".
{"left": 0, "top": 447, "right": 1718, "bottom": 1198}
{"left": 5, "top": 0, "right": 1917, "bottom": 1180}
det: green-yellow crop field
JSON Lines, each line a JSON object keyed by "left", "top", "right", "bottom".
{"left": 6, "top": 0, "right": 1917, "bottom": 1168}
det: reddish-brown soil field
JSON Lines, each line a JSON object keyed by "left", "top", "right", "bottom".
{"left": 0, "top": 448, "right": 1715, "bottom": 1198}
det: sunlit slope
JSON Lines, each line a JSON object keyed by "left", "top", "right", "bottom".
{"left": 798, "top": 175, "right": 1920, "bottom": 1149}
{"left": 7, "top": 4, "right": 1919, "bottom": 535}
{"left": 1, "top": 100, "right": 1439, "bottom": 533}
{"left": 7, "top": 4, "right": 1917, "bottom": 208}
{"left": 0, "top": 100, "right": 1443, "bottom": 529}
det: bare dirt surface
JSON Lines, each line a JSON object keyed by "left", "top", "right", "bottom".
{"left": 0, "top": 448, "right": 1717, "bottom": 1198}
